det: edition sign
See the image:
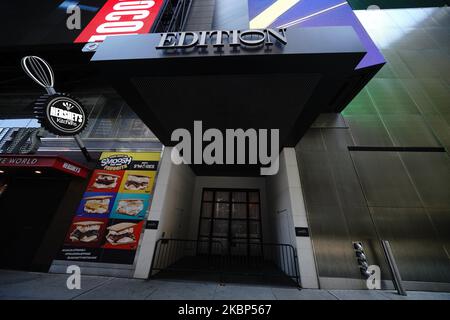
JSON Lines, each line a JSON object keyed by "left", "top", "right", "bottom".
{"left": 156, "top": 28, "right": 288, "bottom": 50}
{"left": 34, "top": 93, "right": 88, "bottom": 136}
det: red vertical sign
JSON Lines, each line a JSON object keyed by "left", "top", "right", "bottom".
{"left": 74, "top": 0, "right": 165, "bottom": 43}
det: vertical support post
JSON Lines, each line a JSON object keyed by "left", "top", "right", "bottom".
{"left": 74, "top": 134, "right": 92, "bottom": 162}
{"left": 381, "top": 240, "right": 407, "bottom": 296}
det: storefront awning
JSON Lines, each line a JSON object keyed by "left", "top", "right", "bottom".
{"left": 90, "top": 26, "right": 383, "bottom": 175}
{"left": 0, "top": 155, "right": 89, "bottom": 178}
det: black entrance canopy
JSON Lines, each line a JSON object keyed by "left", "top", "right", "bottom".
{"left": 91, "top": 26, "right": 382, "bottom": 176}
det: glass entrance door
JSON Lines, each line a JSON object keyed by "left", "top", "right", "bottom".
{"left": 198, "top": 188, "right": 262, "bottom": 256}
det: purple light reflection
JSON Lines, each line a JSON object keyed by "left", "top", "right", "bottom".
{"left": 248, "top": 0, "right": 385, "bottom": 69}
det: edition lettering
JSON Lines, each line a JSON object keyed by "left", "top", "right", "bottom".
{"left": 157, "top": 28, "right": 288, "bottom": 50}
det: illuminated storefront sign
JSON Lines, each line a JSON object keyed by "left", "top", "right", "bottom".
{"left": 75, "top": 0, "right": 165, "bottom": 43}
{"left": 0, "top": 155, "right": 89, "bottom": 178}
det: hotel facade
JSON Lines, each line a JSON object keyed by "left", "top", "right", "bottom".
{"left": 0, "top": 0, "right": 449, "bottom": 292}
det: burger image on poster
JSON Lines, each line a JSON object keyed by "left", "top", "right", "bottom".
{"left": 106, "top": 222, "right": 136, "bottom": 245}
{"left": 70, "top": 221, "right": 103, "bottom": 243}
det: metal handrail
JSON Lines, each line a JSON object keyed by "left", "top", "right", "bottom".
{"left": 381, "top": 240, "right": 407, "bottom": 296}
{"left": 149, "top": 238, "right": 225, "bottom": 274}
{"left": 148, "top": 238, "right": 301, "bottom": 287}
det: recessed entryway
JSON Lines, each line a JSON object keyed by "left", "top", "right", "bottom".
{"left": 197, "top": 188, "right": 262, "bottom": 256}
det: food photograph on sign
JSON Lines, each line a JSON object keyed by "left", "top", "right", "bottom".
{"left": 102, "top": 219, "right": 145, "bottom": 250}
{"left": 110, "top": 193, "right": 150, "bottom": 220}
{"left": 64, "top": 217, "right": 108, "bottom": 248}
{"left": 87, "top": 169, "right": 124, "bottom": 193}
{"left": 120, "top": 170, "right": 156, "bottom": 194}
{"left": 76, "top": 192, "right": 116, "bottom": 217}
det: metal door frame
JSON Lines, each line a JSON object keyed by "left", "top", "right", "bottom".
{"left": 197, "top": 188, "right": 263, "bottom": 256}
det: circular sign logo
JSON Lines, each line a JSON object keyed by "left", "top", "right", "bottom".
{"left": 34, "top": 93, "right": 88, "bottom": 136}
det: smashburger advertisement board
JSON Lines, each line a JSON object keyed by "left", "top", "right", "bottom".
{"left": 54, "top": 152, "right": 160, "bottom": 267}
{"left": 75, "top": 0, "right": 166, "bottom": 43}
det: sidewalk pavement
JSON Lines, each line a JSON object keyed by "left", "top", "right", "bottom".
{"left": 1, "top": 270, "right": 450, "bottom": 300}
